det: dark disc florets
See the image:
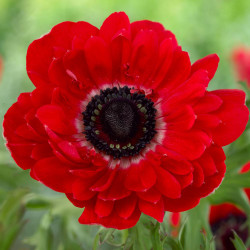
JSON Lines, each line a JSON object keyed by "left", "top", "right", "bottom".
{"left": 83, "top": 86, "right": 157, "bottom": 159}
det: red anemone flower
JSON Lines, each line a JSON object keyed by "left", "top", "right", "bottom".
{"left": 210, "top": 163, "right": 250, "bottom": 250}
{"left": 3, "top": 12, "right": 249, "bottom": 229}
{"left": 232, "top": 46, "right": 250, "bottom": 88}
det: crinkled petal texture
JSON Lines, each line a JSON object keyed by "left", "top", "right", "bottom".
{"left": 3, "top": 12, "right": 249, "bottom": 230}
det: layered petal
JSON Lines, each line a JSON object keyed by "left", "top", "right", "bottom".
{"left": 210, "top": 90, "right": 249, "bottom": 146}
{"left": 32, "top": 157, "right": 75, "bottom": 193}
{"left": 27, "top": 21, "right": 98, "bottom": 87}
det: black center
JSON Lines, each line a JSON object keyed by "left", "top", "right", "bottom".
{"left": 82, "top": 86, "right": 157, "bottom": 159}
{"left": 101, "top": 99, "right": 139, "bottom": 142}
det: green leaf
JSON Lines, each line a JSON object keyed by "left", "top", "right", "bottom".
{"left": 150, "top": 222, "right": 163, "bottom": 250}
{"left": 163, "top": 237, "right": 182, "bottom": 250}
{"left": 24, "top": 212, "right": 53, "bottom": 250}
{"left": 123, "top": 218, "right": 154, "bottom": 250}
{"left": 230, "top": 230, "right": 247, "bottom": 250}
{"left": 92, "top": 232, "right": 100, "bottom": 250}
{"left": 0, "top": 189, "right": 28, "bottom": 250}
{"left": 224, "top": 171, "right": 250, "bottom": 189}
{"left": 225, "top": 142, "right": 250, "bottom": 174}
{"left": 181, "top": 199, "right": 215, "bottom": 250}
{"left": 99, "top": 228, "right": 115, "bottom": 244}
{"left": 25, "top": 198, "right": 51, "bottom": 209}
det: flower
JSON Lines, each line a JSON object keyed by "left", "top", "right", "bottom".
{"left": 210, "top": 162, "right": 250, "bottom": 250}
{"left": 232, "top": 46, "right": 250, "bottom": 88}
{"left": 3, "top": 12, "right": 249, "bottom": 229}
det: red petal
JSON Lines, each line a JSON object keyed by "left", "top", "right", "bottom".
{"left": 6, "top": 143, "right": 35, "bottom": 170}
{"left": 100, "top": 12, "right": 130, "bottom": 42}
{"left": 115, "top": 194, "right": 138, "bottom": 219}
{"left": 31, "top": 143, "right": 53, "bottom": 160}
{"left": 70, "top": 22, "right": 99, "bottom": 49}
{"left": 31, "top": 87, "right": 53, "bottom": 108}
{"left": 192, "top": 162, "right": 205, "bottom": 187}
{"left": 36, "top": 104, "right": 77, "bottom": 135}
{"left": 110, "top": 33, "right": 131, "bottom": 82}
{"left": 125, "top": 159, "right": 157, "bottom": 192}
{"left": 163, "top": 76, "right": 206, "bottom": 109}
{"left": 84, "top": 36, "right": 112, "bottom": 86}
{"left": 25, "top": 110, "right": 47, "bottom": 137}
{"left": 191, "top": 54, "right": 219, "bottom": 80}
{"left": 131, "top": 20, "right": 172, "bottom": 43}
{"left": 66, "top": 193, "right": 90, "bottom": 208}
{"left": 162, "top": 129, "right": 211, "bottom": 161}
{"left": 155, "top": 166, "right": 181, "bottom": 199}
{"left": 70, "top": 167, "right": 104, "bottom": 179}
{"left": 72, "top": 178, "right": 96, "bottom": 200}
{"left": 63, "top": 49, "right": 95, "bottom": 90}
{"left": 99, "top": 170, "right": 131, "bottom": 200}
{"left": 27, "top": 34, "right": 53, "bottom": 87}
{"left": 195, "top": 114, "right": 221, "bottom": 129}
{"left": 139, "top": 198, "right": 165, "bottom": 222}
{"left": 175, "top": 172, "right": 193, "bottom": 189}
{"left": 79, "top": 205, "right": 141, "bottom": 229}
{"left": 137, "top": 187, "right": 161, "bottom": 203}
{"left": 196, "top": 150, "right": 217, "bottom": 177}
{"left": 149, "top": 38, "right": 174, "bottom": 89}
{"left": 15, "top": 123, "right": 44, "bottom": 142}
{"left": 211, "top": 89, "right": 249, "bottom": 146}
{"left": 95, "top": 199, "right": 114, "bottom": 217}
{"left": 90, "top": 169, "right": 117, "bottom": 192}
{"left": 163, "top": 189, "right": 200, "bottom": 212}
{"left": 161, "top": 156, "right": 193, "bottom": 175}
{"left": 161, "top": 50, "right": 191, "bottom": 91}
{"left": 57, "top": 141, "right": 82, "bottom": 162}
{"left": 32, "top": 157, "right": 75, "bottom": 193}
{"left": 160, "top": 105, "right": 195, "bottom": 131}
{"left": 129, "top": 30, "right": 158, "bottom": 85}
{"left": 48, "top": 58, "right": 71, "bottom": 88}
{"left": 17, "top": 92, "right": 32, "bottom": 109}
{"left": 190, "top": 145, "right": 226, "bottom": 197}
{"left": 193, "top": 92, "right": 223, "bottom": 114}
{"left": 6, "top": 143, "right": 34, "bottom": 158}
{"left": 192, "top": 162, "right": 226, "bottom": 198}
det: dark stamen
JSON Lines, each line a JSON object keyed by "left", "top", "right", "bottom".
{"left": 82, "top": 86, "right": 157, "bottom": 158}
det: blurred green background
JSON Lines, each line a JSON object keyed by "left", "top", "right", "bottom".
{"left": 0, "top": 0, "right": 250, "bottom": 249}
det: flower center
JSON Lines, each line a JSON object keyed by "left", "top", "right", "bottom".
{"left": 101, "top": 99, "right": 139, "bottom": 142}
{"left": 83, "top": 86, "right": 157, "bottom": 159}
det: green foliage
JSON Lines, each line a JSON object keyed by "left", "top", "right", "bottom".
{"left": 0, "top": 189, "right": 27, "bottom": 250}
{"left": 231, "top": 230, "right": 247, "bottom": 250}
{"left": 179, "top": 200, "right": 215, "bottom": 250}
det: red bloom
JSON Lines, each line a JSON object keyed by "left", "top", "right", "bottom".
{"left": 210, "top": 163, "right": 250, "bottom": 250}
{"left": 232, "top": 46, "right": 250, "bottom": 88}
{"left": 3, "top": 12, "right": 249, "bottom": 229}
